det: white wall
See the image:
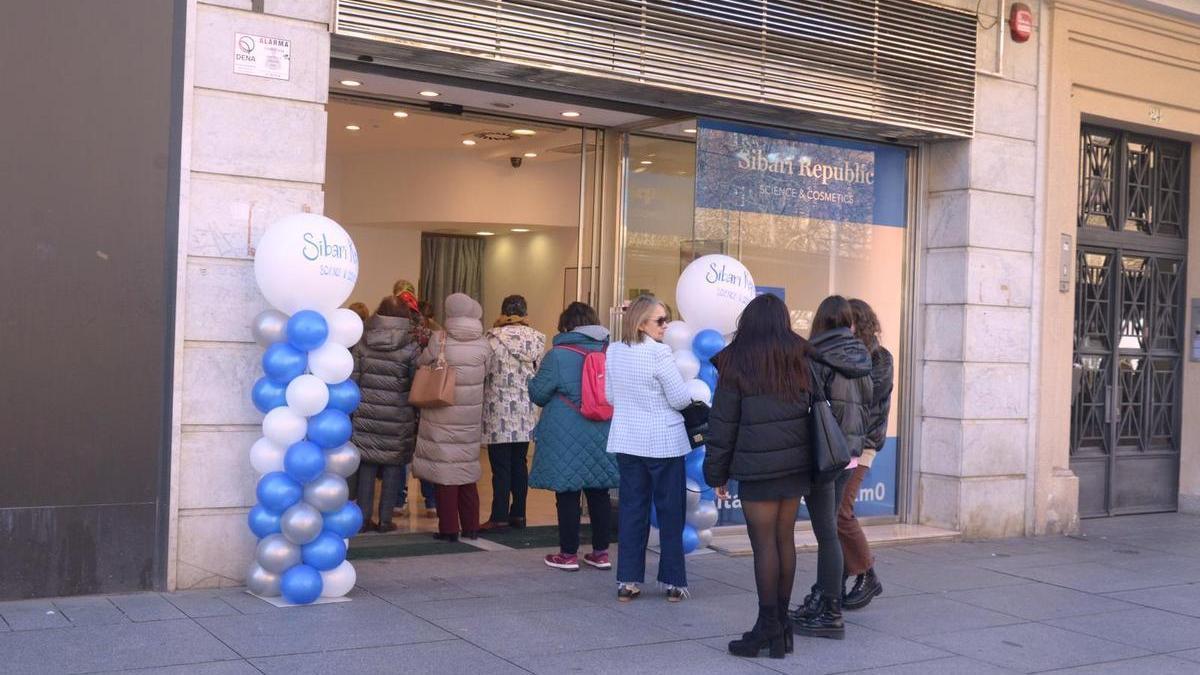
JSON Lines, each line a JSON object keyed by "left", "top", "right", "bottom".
{"left": 344, "top": 224, "right": 422, "bottom": 309}
{"left": 482, "top": 229, "right": 580, "bottom": 339}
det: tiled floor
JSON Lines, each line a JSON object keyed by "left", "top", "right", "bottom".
{"left": 6, "top": 513, "right": 1200, "bottom": 673}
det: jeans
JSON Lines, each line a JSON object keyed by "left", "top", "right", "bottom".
{"left": 356, "top": 462, "right": 403, "bottom": 526}
{"left": 397, "top": 465, "right": 438, "bottom": 509}
{"left": 836, "top": 465, "right": 874, "bottom": 575}
{"left": 807, "top": 478, "right": 843, "bottom": 599}
{"left": 556, "top": 488, "right": 612, "bottom": 555}
{"left": 434, "top": 483, "right": 480, "bottom": 535}
{"left": 616, "top": 453, "right": 687, "bottom": 588}
{"left": 487, "top": 442, "right": 529, "bottom": 522}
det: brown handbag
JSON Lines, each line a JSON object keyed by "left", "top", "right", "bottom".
{"left": 410, "top": 333, "right": 456, "bottom": 408}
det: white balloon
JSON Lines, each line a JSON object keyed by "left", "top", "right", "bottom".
{"left": 319, "top": 560, "right": 357, "bottom": 598}
{"left": 249, "top": 437, "right": 286, "bottom": 474}
{"left": 262, "top": 407, "right": 307, "bottom": 446}
{"left": 308, "top": 342, "right": 354, "bottom": 384}
{"left": 326, "top": 308, "right": 365, "bottom": 348}
{"left": 285, "top": 374, "right": 331, "bottom": 417}
{"left": 686, "top": 378, "right": 713, "bottom": 406}
{"left": 676, "top": 254, "right": 756, "bottom": 335}
{"left": 663, "top": 320, "right": 694, "bottom": 353}
{"left": 254, "top": 213, "right": 359, "bottom": 314}
{"left": 674, "top": 351, "right": 701, "bottom": 381}
{"left": 698, "top": 528, "right": 714, "bottom": 547}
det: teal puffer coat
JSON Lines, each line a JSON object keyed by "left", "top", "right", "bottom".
{"left": 528, "top": 327, "right": 619, "bottom": 492}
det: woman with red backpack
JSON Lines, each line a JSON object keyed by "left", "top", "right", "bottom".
{"left": 528, "top": 302, "right": 619, "bottom": 571}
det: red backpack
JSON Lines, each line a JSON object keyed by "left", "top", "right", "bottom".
{"left": 557, "top": 344, "right": 613, "bottom": 422}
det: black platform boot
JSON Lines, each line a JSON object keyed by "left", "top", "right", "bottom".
{"left": 777, "top": 600, "right": 794, "bottom": 654}
{"left": 794, "top": 592, "right": 845, "bottom": 640}
{"left": 728, "top": 605, "right": 786, "bottom": 659}
{"left": 844, "top": 568, "right": 883, "bottom": 611}
{"left": 788, "top": 583, "right": 820, "bottom": 622}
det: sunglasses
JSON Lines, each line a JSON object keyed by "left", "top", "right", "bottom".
{"left": 652, "top": 316, "right": 670, "bottom": 327}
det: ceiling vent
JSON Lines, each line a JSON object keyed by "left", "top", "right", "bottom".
{"left": 473, "top": 130, "right": 517, "bottom": 141}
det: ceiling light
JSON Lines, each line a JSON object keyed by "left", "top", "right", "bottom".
{"left": 419, "top": 90, "right": 440, "bottom": 97}
{"left": 392, "top": 111, "right": 409, "bottom": 118}
{"left": 560, "top": 111, "right": 581, "bottom": 118}
{"left": 512, "top": 128, "right": 536, "bottom": 136}
{"left": 344, "top": 124, "right": 361, "bottom": 131}
{"left": 511, "top": 228, "right": 530, "bottom": 233}
{"left": 339, "top": 79, "right": 362, "bottom": 87}
{"left": 524, "top": 152, "right": 538, "bottom": 158}
{"left": 476, "top": 231, "right": 495, "bottom": 236}
{"left": 462, "top": 139, "right": 476, "bottom": 146}
{"left": 633, "top": 167, "right": 648, "bottom": 173}
{"left": 640, "top": 160, "right": 654, "bottom": 165}
{"left": 683, "top": 128, "right": 697, "bottom": 134}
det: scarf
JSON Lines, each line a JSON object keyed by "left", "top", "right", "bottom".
{"left": 493, "top": 314, "right": 530, "bottom": 328}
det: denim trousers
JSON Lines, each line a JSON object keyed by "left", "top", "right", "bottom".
{"left": 616, "top": 453, "right": 687, "bottom": 588}
{"left": 356, "top": 462, "right": 403, "bottom": 526}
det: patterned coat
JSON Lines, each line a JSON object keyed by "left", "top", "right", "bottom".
{"left": 604, "top": 337, "right": 694, "bottom": 459}
{"left": 528, "top": 326, "right": 618, "bottom": 492}
{"left": 482, "top": 324, "right": 546, "bottom": 444}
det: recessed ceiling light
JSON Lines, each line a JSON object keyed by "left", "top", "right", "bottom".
{"left": 419, "top": 90, "right": 440, "bottom": 97}
{"left": 462, "top": 139, "right": 477, "bottom": 146}
{"left": 560, "top": 111, "right": 581, "bottom": 118}
{"left": 345, "top": 124, "right": 361, "bottom": 131}
{"left": 524, "top": 152, "right": 538, "bottom": 158}
{"left": 392, "top": 111, "right": 409, "bottom": 118}
{"left": 511, "top": 228, "right": 530, "bottom": 233}
{"left": 339, "top": 79, "right": 362, "bottom": 87}
{"left": 512, "top": 128, "right": 536, "bottom": 136}
{"left": 683, "top": 128, "right": 697, "bottom": 134}
{"left": 640, "top": 160, "right": 654, "bottom": 165}
{"left": 633, "top": 167, "right": 648, "bottom": 173}
{"left": 476, "top": 231, "right": 495, "bottom": 236}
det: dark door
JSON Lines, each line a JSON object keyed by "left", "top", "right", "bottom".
{"left": 1071, "top": 127, "right": 1189, "bottom": 518}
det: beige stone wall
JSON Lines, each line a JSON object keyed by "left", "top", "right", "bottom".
{"left": 170, "top": 0, "right": 331, "bottom": 590}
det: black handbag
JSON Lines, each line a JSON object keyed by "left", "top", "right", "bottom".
{"left": 811, "top": 372, "right": 851, "bottom": 482}
{"left": 681, "top": 401, "right": 710, "bottom": 449}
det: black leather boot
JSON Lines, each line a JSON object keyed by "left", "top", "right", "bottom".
{"left": 794, "top": 592, "right": 845, "bottom": 640}
{"left": 788, "top": 583, "right": 820, "bottom": 622}
{"left": 777, "top": 600, "right": 794, "bottom": 654}
{"left": 728, "top": 605, "right": 786, "bottom": 658}
{"left": 844, "top": 568, "right": 883, "bottom": 610}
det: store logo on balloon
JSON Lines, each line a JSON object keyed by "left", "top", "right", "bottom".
{"left": 704, "top": 261, "right": 756, "bottom": 303}
{"left": 301, "top": 232, "right": 358, "bottom": 283}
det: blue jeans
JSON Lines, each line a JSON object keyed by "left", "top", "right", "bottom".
{"left": 397, "top": 464, "right": 438, "bottom": 509}
{"left": 616, "top": 453, "right": 687, "bottom": 588}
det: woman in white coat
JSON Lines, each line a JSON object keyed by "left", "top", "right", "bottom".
{"left": 605, "top": 295, "right": 695, "bottom": 602}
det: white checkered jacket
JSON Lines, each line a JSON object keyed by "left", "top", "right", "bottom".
{"left": 604, "top": 338, "right": 694, "bottom": 459}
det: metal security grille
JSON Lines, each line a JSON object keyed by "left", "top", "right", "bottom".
{"left": 334, "top": 0, "right": 977, "bottom": 138}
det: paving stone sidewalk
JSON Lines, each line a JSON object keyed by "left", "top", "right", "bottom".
{"left": 5, "top": 513, "right": 1200, "bottom": 674}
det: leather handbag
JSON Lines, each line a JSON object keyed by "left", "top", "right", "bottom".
{"left": 681, "top": 401, "right": 710, "bottom": 449}
{"left": 410, "top": 333, "right": 456, "bottom": 408}
{"left": 810, "top": 372, "right": 851, "bottom": 482}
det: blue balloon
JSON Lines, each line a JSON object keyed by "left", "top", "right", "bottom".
{"left": 682, "top": 524, "right": 701, "bottom": 554}
{"left": 280, "top": 564, "right": 323, "bottom": 604}
{"left": 692, "top": 329, "right": 725, "bottom": 361}
{"left": 262, "top": 343, "right": 307, "bottom": 384}
{"left": 257, "top": 471, "right": 303, "bottom": 513}
{"left": 686, "top": 447, "right": 706, "bottom": 483}
{"left": 650, "top": 503, "right": 659, "bottom": 529}
{"left": 307, "top": 409, "right": 352, "bottom": 450}
{"left": 326, "top": 379, "right": 362, "bottom": 414}
{"left": 247, "top": 504, "right": 282, "bottom": 538}
{"left": 699, "top": 362, "right": 718, "bottom": 391}
{"left": 287, "top": 310, "right": 329, "bottom": 352}
{"left": 302, "top": 531, "right": 348, "bottom": 571}
{"left": 284, "top": 441, "right": 326, "bottom": 484}
{"left": 251, "top": 377, "right": 287, "bottom": 414}
{"left": 323, "top": 501, "right": 364, "bottom": 538}
{"left": 700, "top": 487, "right": 716, "bottom": 503}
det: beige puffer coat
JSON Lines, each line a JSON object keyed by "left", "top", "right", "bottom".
{"left": 412, "top": 294, "right": 492, "bottom": 486}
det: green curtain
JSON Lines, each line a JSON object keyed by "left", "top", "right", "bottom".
{"left": 419, "top": 234, "right": 484, "bottom": 324}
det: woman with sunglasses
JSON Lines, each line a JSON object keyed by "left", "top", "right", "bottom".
{"left": 605, "top": 295, "right": 696, "bottom": 602}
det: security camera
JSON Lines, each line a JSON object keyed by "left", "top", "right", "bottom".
{"left": 510, "top": 157, "right": 523, "bottom": 168}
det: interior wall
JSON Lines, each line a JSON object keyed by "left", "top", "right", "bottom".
{"left": 344, "top": 224, "right": 422, "bottom": 308}
{"left": 482, "top": 229, "right": 580, "bottom": 339}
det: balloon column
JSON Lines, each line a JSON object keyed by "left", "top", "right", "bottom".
{"left": 661, "top": 255, "right": 756, "bottom": 553}
{"left": 246, "top": 213, "right": 364, "bottom": 605}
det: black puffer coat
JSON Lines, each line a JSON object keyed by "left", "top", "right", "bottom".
{"left": 810, "top": 328, "right": 873, "bottom": 458}
{"left": 703, "top": 376, "right": 815, "bottom": 492}
{"left": 864, "top": 346, "right": 894, "bottom": 452}
{"left": 351, "top": 315, "right": 422, "bottom": 465}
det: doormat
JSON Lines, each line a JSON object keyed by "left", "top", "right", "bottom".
{"left": 347, "top": 532, "right": 480, "bottom": 560}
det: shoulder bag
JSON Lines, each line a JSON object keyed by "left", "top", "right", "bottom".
{"left": 810, "top": 368, "right": 851, "bottom": 482}
{"left": 410, "top": 333, "right": 456, "bottom": 408}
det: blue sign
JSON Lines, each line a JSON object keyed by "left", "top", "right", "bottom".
{"left": 757, "top": 286, "right": 786, "bottom": 301}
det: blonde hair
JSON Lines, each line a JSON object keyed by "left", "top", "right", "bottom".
{"left": 622, "top": 295, "right": 665, "bottom": 346}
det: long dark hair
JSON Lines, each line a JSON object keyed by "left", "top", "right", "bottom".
{"left": 849, "top": 298, "right": 881, "bottom": 353}
{"left": 714, "top": 294, "right": 812, "bottom": 401}
{"left": 811, "top": 295, "right": 853, "bottom": 337}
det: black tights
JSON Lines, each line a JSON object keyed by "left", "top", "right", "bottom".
{"left": 742, "top": 497, "right": 802, "bottom": 608}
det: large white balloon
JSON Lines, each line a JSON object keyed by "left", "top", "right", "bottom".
{"left": 308, "top": 342, "right": 354, "bottom": 384}
{"left": 686, "top": 378, "right": 713, "bottom": 405}
{"left": 254, "top": 213, "right": 359, "bottom": 314}
{"left": 262, "top": 407, "right": 307, "bottom": 446}
{"left": 326, "top": 308, "right": 365, "bottom": 348}
{"left": 249, "top": 437, "right": 286, "bottom": 474}
{"left": 674, "top": 351, "right": 701, "bottom": 381}
{"left": 676, "top": 254, "right": 756, "bottom": 335}
{"left": 285, "top": 374, "right": 330, "bottom": 417}
{"left": 663, "top": 321, "right": 694, "bottom": 353}
{"left": 319, "top": 560, "right": 357, "bottom": 598}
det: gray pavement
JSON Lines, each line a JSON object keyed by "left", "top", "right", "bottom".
{"left": 4, "top": 513, "right": 1200, "bottom": 673}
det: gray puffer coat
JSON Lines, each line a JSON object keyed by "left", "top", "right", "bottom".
{"left": 810, "top": 327, "right": 873, "bottom": 458}
{"left": 351, "top": 315, "right": 421, "bottom": 466}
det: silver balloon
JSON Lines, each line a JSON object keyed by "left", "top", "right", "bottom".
{"left": 304, "top": 472, "right": 349, "bottom": 513}
{"left": 687, "top": 501, "right": 719, "bottom": 530}
{"left": 280, "top": 502, "right": 323, "bottom": 545}
{"left": 685, "top": 478, "right": 701, "bottom": 512}
{"left": 256, "top": 533, "right": 301, "bottom": 574}
{"left": 324, "top": 443, "right": 361, "bottom": 478}
{"left": 245, "top": 562, "right": 282, "bottom": 597}
{"left": 252, "top": 309, "right": 289, "bottom": 347}
{"left": 697, "top": 528, "right": 714, "bottom": 548}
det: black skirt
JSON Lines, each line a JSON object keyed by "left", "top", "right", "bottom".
{"left": 737, "top": 473, "right": 808, "bottom": 502}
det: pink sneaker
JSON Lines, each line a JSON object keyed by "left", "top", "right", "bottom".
{"left": 544, "top": 553, "right": 580, "bottom": 571}
{"left": 583, "top": 551, "right": 612, "bottom": 570}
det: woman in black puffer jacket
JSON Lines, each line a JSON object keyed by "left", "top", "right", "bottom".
{"left": 705, "top": 294, "right": 821, "bottom": 659}
{"left": 351, "top": 295, "right": 422, "bottom": 533}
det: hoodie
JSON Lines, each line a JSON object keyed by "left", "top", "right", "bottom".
{"left": 810, "top": 327, "right": 874, "bottom": 458}
{"left": 483, "top": 321, "right": 547, "bottom": 443}
{"left": 350, "top": 315, "right": 422, "bottom": 465}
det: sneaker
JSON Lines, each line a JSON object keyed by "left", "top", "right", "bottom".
{"left": 583, "top": 551, "right": 612, "bottom": 570}
{"left": 617, "top": 583, "right": 641, "bottom": 602}
{"left": 544, "top": 553, "right": 580, "bottom": 571}
{"left": 665, "top": 586, "right": 689, "bottom": 602}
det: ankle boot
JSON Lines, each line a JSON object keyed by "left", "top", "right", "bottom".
{"left": 777, "top": 600, "right": 794, "bottom": 654}
{"left": 728, "top": 605, "right": 786, "bottom": 659}
{"left": 795, "top": 592, "right": 844, "bottom": 640}
{"left": 844, "top": 568, "right": 883, "bottom": 610}
{"left": 788, "top": 583, "right": 820, "bottom": 622}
